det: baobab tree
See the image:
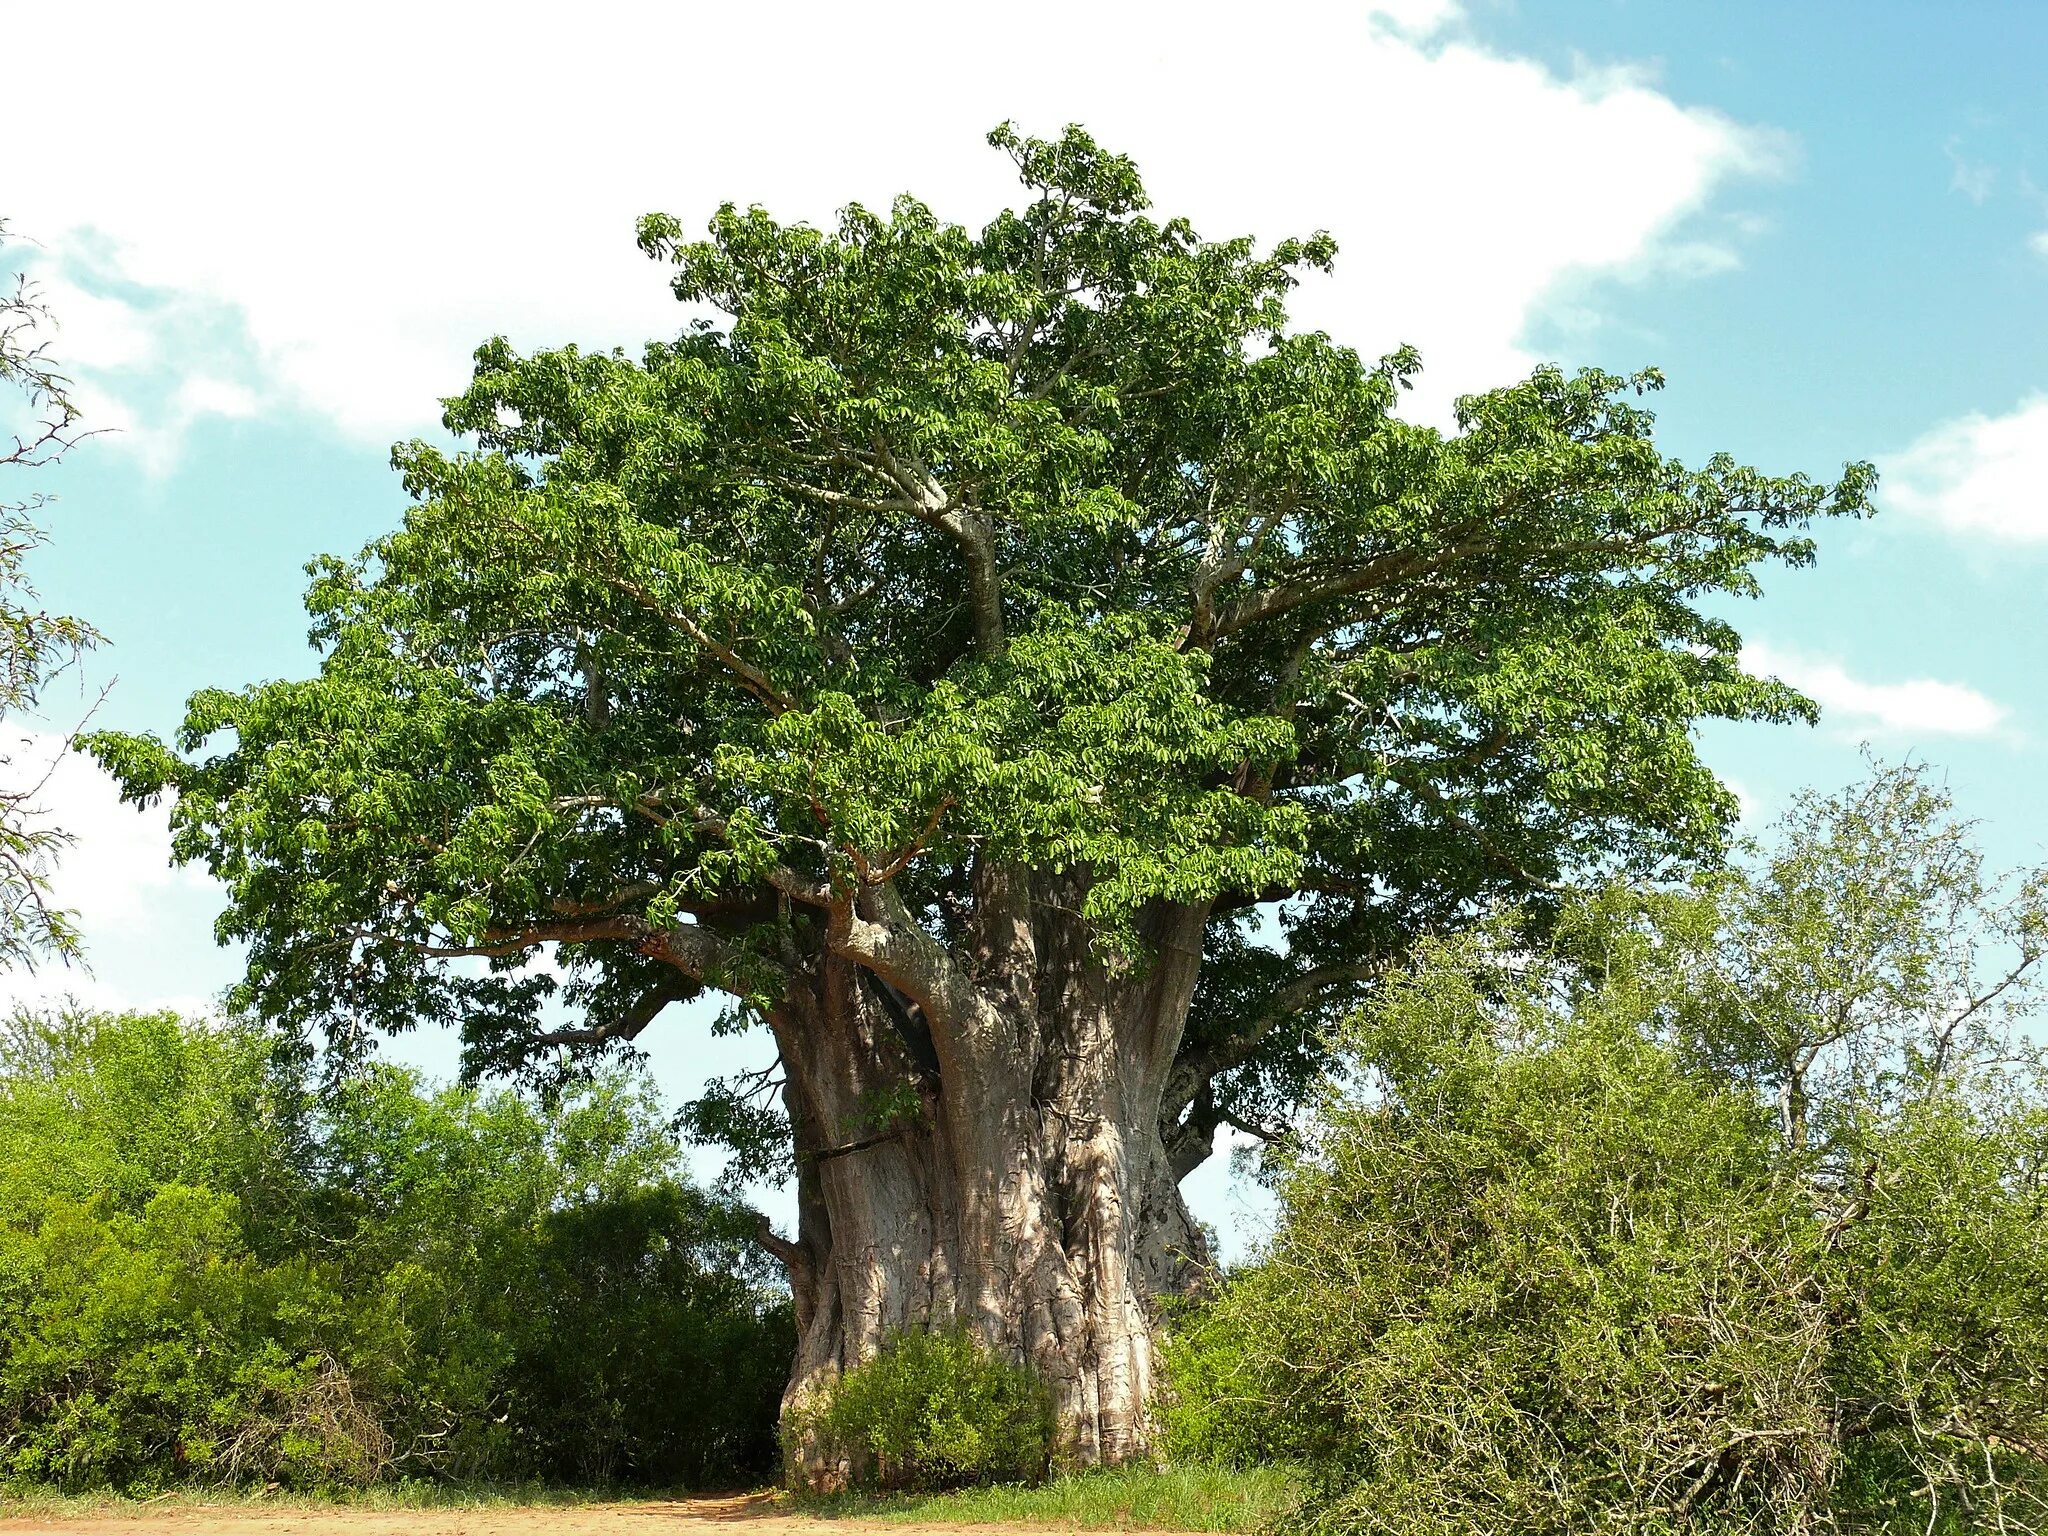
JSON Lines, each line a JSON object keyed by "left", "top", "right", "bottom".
{"left": 90, "top": 126, "right": 1872, "bottom": 1468}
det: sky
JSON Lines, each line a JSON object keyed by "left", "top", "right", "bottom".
{"left": 4, "top": 0, "right": 2046, "bottom": 1256}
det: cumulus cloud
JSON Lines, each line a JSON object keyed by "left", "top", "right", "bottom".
{"left": 1745, "top": 642, "right": 2009, "bottom": 740}
{"left": 8, "top": 0, "right": 1776, "bottom": 448}
{"left": 1882, "top": 395, "right": 2048, "bottom": 543}
{"left": 12, "top": 251, "right": 272, "bottom": 475}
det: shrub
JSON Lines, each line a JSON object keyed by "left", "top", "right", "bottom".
{"left": 491, "top": 1186, "right": 794, "bottom": 1485}
{"left": 1180, "top": 988, "right": 2048, "bottom": 1532}
{"left": 0, "top": 1184, "right": 369, "bottom": 1489}
{"left": 795, "top": 1327, "right": 1054, "bottom": 1491}
{"left": 0, "top": 1007, "right": 792, "bottom": 1491}
{"left": 1157, "top": 1294, "right": 1325, "bottom": 1471}
{"left": 1172, "top": 767, "right": 2048, "bottom": 1535}
{"left": 1180, "top": 996, "right": 1829, "bottom": 1532}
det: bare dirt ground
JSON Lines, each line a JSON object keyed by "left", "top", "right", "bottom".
{"left": 0, "top": 1493, "right": 1034, "bottom": 1536}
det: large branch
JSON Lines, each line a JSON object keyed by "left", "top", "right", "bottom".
{"left": 774, "top": 428, "right": 1004, "bottom": 658}
{"left": 749, "top": 1209, "right": 811, "bottom": 1292}
{"left": 528, "top": 971, "right": 697, "bottom": 1050}
{"left": 597, "top": 570, "right": 798, "bottom": 713}
{"left": 363, "top": 909, "right": 776, "bottom": 992}
{"left": 1161, "top": 959, "right": 1381, "bottom": 1129}
{"left": 1166, "top": 1085, "right": 1294, "bottom": 1182}
{"left": 828, "top": 878, "right": 995, "bottom": 1061}
{"left": 1187, "top": 480, "right": 1293, "bottom": 644}
{"left": 1390, "top": 769, "right": 1563, "bottom": 892}
{"left": 923, "top": 505, "right": 1004, "bottom": 657}
{"left": 1208, "top": 530, "right": 1495, "bottom": 642}
{"left": 1205, "top": 509, "right": 1719, "bottom": 645}
{"left": 868, "top": 442, "right": 1005, "bottom": 656}
{"left": 551, "top": 792, "right": 836, "bottom": 912}
{"left": 487, "top": 507, "right": 800, "bottom": 713}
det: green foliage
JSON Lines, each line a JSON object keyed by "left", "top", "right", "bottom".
{"left": 1196, "top": 1004, "right": 1826, "bottom": 1535}
{"left": 494, "top": 1186, "right": 793, "bottom": 1484}
{"left": 793, "top": 1328, "right": 1053, "bottom": 1492}
{"left": 1157, "top": 1295, "right": 1325, "bottom": 1472}
{"left": 1170, "top": 766, "right": 2048, "bottom": 1535}
{"left": 82, "top": 125, "right": 1871, "bottom": 1159}
{"left": 0, "top": 1182, "right": 376, "bottom": 1487}
{"left": 0, "top": 1009, "right": 792, "bottom": 1492}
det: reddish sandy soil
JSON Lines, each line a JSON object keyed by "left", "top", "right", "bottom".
{"left": 0, "top": 1493, "right": 1055, "bottom": 1536}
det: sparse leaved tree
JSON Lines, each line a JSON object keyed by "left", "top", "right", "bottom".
{"left": 0, "top": 222, "right": 100, "bottom": 969}
{"left": 1666, "top": 759, "right": 2048, "bottom": 1153}
{"left": 86, "top": 126, "right": 1873, "bottom": 1466}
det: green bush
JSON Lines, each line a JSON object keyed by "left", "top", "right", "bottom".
{"left": 0, "top": 1007, "right": 792, "bottom": 1491}
{"left": 796, "top": 1327, "right": 1054, "bottom": 1492}
{"left": 1173, "top": 768, "right": 2048, "bottom": 1535}
{"left": 492, "top": 1187, "right": 792, "bottom": 1484}
{"left": 1179, "top": 988, "right": 2048, "bottom": 1534}
{"left": 1157, "top": 1294, "right": 1324, "bottom": 1471}
{"left": 1189, "top": 1006, "right": 1829, "bottom": 1535}
{"left": 0, "top": 1184, "right": 378, "bottom": 1488}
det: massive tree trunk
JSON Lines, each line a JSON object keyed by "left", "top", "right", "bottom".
{"left": 766, "top": 872, "right": 1212, "bottom": 1482}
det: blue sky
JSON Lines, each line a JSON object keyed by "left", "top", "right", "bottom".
{"left": 6, "top": 0, "right": 2046, "bottom": 1253}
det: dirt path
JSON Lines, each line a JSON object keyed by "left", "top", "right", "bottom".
{"left": 0, "top": 1493, "right": 1042, "bottom": 1536}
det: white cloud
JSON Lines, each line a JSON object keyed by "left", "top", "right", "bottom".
{"left": 8, "top": 0, "right": 1777, "bottom": 447}
{"left": 12, "top": 249, "right": 271, "bottom": 475}
{"left": 1883, "top": 395, "right": 2048, "bottom": 543}
{"left": 29, "top": 274, "right": 161, "bottom": 372}
{"left": 2029, "top": 230, "right": 2048, "bottom": 260}
{"left": 1946, "top": 138, "right": 1997, "bottom": 204}
{"left": 1745, "top": 642, "right": 2009, "bottom": 739}
{"left": 64, "top": 368, "right": 263, "bottom": 477}
{"left": 0, "top": 724, "right": 233, "bottom": 1019}
{"left": 175, "top": 377, "right": 262, "bottom": 421}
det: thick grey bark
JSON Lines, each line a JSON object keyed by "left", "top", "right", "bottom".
{"left": 767, "top": 876, "right": 1212, "bottom": 1483}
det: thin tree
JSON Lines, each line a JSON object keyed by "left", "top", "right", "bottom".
{"left": 89, "top": 127, "right": 1874, "bottom": 1465}
{"left": 0, "top": 222, "right": 99, "bottom": 968}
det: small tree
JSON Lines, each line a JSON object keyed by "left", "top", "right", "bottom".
{"left": 0, "top": 222, "right": 100, "bottom": 968}
{"left": 1669, "top": 761, "right": 2048, "bottom": 1154}
{"left": 86, "top": 126, "right": 1872, "bottom": 1464}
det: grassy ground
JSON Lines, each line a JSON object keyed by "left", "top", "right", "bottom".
{"left": 0, "top": 1482, "right": 622, "bottom": 1516}
{"left": 1, "top": 1466, "right": 1301, "bottom": 1532}
{"left": 792, "top": 1463, "right": 1303, "bottom": 1531}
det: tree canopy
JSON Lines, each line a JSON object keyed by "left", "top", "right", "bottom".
{"left": 88, "top": 123, "right": 1875, "bottom": 1179}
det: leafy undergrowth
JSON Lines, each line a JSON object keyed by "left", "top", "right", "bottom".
{"left": 790, "top": 1462, "right": 1305, "bottom": 1531}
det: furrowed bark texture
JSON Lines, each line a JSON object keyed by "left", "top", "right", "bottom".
{"left": 770, "top": 872, "right": 1211, "bottom": 1482}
